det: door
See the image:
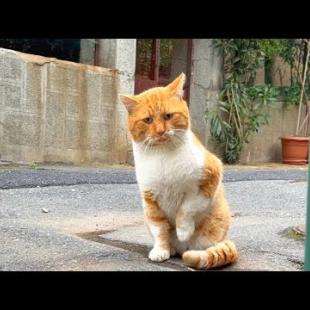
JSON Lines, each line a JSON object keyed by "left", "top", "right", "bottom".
{"left": 135, "top": 39, "right": 192, "bottom": 102}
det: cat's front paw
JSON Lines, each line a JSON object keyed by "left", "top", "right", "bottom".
{"left": 148, "top": 247, "right": 170, "bottom": 262}
{"left": 176, "top": 225, "right": 194, "bottom": 242}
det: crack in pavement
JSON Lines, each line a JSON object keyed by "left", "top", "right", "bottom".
{"left": 253, "top": 249, "right": 304, "bottom": 270}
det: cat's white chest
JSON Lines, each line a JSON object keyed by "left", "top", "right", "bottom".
{"left": 133, "top": 132, "right": 205, "bottom": 224}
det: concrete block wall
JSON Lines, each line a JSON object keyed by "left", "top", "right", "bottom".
{"left": 0, "top": 48, "right": 129, "bottom": 165}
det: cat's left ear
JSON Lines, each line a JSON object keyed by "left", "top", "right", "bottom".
{"left": 166, "top": 72, "right": 186, "bottom": 98}
{"left": 120, "top": 95, "right": 139, "bottom": 113}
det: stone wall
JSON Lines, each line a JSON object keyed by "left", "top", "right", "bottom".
{"left": 0, "top": 48, "right": 129, "bottom": 165}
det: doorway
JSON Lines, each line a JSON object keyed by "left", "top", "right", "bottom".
{"left": 134, "top": 39, "right": 192, "bottom": 102}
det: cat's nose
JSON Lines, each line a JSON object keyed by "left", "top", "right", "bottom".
{"left": 155, "top": 123, "right": 166, "bottom": 136}
{"left": 156, "top": 129, "right": 165, "bottom": 136}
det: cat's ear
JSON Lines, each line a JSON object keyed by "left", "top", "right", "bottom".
{"left": 120, "top": 95, "right": 139, "bottom": 113}
{"left": 166, "top": 72, "right": 186, "bottom": 98}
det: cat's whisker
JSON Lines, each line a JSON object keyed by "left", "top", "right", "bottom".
{"left": 173, "top": 133, "right": 185, "bottom": 146}
{"left": 172, "top": 129, "right": 187, "bottom": 134}
{"left": 148, "top": 141, "right": 154, "bottom": 152}
{"left": 141, "top": 130, "right": 187, "bottom": 154}
{"left": 144, "top": 138, "right": 153, "bottom": 153}
{"left": 142, "top": 137, "right": 149, "bottom": 152}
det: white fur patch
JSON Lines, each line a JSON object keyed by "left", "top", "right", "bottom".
{"left": 148, "top": 247, "right": 170, "bottom": 262}
{"left": 149, "top": 247, "right": 170, "bottom": 262}
{"left": 133, "top": 130, "right": 210, "bottom": 226}
{"left": 149, "top": 225, "right": 160, "bottom": 238}
{"left": 176, "top": 224, "right": 195, "bottom": 242}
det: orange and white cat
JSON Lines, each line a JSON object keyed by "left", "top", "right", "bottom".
{"left": 120, "top": 73, "right": 239, "bottom": 270}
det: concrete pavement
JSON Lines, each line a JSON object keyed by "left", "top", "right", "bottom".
{"left": 0, "top": 164, "right": 307, "bottom": 271}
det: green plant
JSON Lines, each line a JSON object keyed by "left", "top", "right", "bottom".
{"left": 209, "top": 39, "right": 279, "bottom": 163}
{"left": 277, "top": 39, "right": 310, "bottom": 135}
{"left": 258, "top": 39, "right": 286, "bottom": 59}
{"left": 29, "top": 161, "right": 38, "bottom": 169}
{"left": 279, "top": 85, "right": 303, "bottom": 106}
{"left": 295, "top": 39, "right": 310, "bottom": 136}
{"left": 213, "top": 39, "right": 265, "bottom": 85}
{"left": 209, "top": 83, "right": 278, "bottom": 163}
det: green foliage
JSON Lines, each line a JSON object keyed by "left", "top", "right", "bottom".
{"left": 29, "top": 161, "right": 38, "bottom": 170}
{"left": 160, "top": 39, "right": 173, "bottom": 68}
{"left": 209, "top": 39, "right": 310, "bottom": 162}
{"left": 209, "top": 83, "right": 278, "bottom": 163}
{"left": 279, "top": 39, "right": 304, "bottom": 67}
{"left": 136, "top": 39, "right": 153, "bottom": 75}
{"left": 213, "top": 39, "right": 264, "bottom": 85}
{"left": 209, "top": 39, "right": 279, "bottom": 163}
{"left": 279, "top": 84, "right": 303, "bottom": 106}
{"left": 136, "top": 39, "right": 173, "bottom": 77}
{"left": 258, "top": 39, "right": 286, "bottom": 59}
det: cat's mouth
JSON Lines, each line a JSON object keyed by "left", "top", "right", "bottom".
{"left": 143, "top": 130, "right": 186, "bottom": 149}
{"left": 156, "top": 136, "right": 170, "bottom": 142}
{"left": 152, "top": 136, "right": 170, "bottom": 145}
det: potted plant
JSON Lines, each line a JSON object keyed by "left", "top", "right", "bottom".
{"left": 281, "top": 39, "right": 310, "bottom": 165}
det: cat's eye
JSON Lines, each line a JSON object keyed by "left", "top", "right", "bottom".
{"left": 143, "top": 117, "right": 153, "bottom": 124}
{"left": 164, "top": 113, "right": 173, "bottom": 120}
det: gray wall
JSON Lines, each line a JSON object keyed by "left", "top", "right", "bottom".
{"left": 188, "top": 39, "right": 223, "bottom": 151}
{"left": 0, "top": 41, "right": 301, "bottom": 166}
{"left": 0, "top": 48, "right": 130, "bottom": 165}
{"left": 170, "top": 39, "right": 188, "bottom": 80}
{"left": 79, "top": 39, "right": 96, "bottom": 65}
{"left": 96, "top": 39, "right": 137, "bottom": 164}
{"left": 239, "top": 104, "right": 302, "bottom": 164}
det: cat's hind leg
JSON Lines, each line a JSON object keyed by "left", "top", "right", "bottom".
{"left": 176, "top": 192, "right": 210, "bottom": 242}
{"left": 182, "top": 187, "right": 239, "bottom": 269}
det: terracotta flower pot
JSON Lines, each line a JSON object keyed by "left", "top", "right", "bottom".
{"left": 281, "top": 136, "right": 309, "bottom": 165}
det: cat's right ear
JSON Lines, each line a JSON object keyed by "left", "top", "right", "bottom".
{"left": 120, "top": 95, "right": 138, "bottom": 113}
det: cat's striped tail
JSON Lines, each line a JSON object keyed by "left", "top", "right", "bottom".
{"left": 182, "top": 240, "right": 239, "bottom": 270}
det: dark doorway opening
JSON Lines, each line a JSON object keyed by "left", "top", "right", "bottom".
{"left": 0, "top": 39, "right": 81, "bottom": 63}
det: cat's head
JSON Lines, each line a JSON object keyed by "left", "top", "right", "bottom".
{"left": 120, "top": 73, "right": 190, "bottom": 149}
